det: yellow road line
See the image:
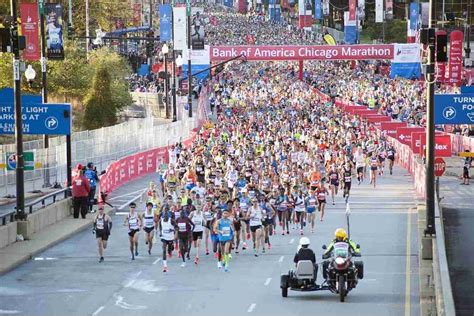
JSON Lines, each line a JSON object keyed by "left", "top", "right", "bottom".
{"left": 404, "top": 208, "right": 412, "bottom": 316}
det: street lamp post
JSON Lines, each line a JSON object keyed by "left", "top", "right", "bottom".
{"left": 162, "top": 43, "right": 170, "bottom": 119}
{"left": 173, "top": 54, "right": 183, "bottom": 122}
{"left": 187, "top": 0, "right": 192, "bottom": 118}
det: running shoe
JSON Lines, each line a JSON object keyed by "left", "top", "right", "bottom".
{"left": 131, "top": 255, "right": 135, "bottom": 261}
{"left": 163, "top": 267, "right": 168, "bottom": 273}
{"left": 300, "top": 229, "right": 303, "bottom": 236}
{"left": 135, "top": 250, "right": 139, "bottom": 257}
{"left": 243, "top": 242, "right": 248, "bottom": 250}
{"left": 99, "top": 257, "right": 104, "bottom": 263}
{"left": 194, "top": 257, "right": 199, "bottom": 265}
{"left": 205, "top": 249, "right": 210, "bottom": 255}
{"left": 214, "top": 252, "right": 219, "bottom": 258}
{"left": 148, "top": 249, "right": 151, "bottom": 255}
{"left": 268, "top": 243, "right": 272, "bottom": 250}
{"left": 181, "top": 262, "right": 186, "bottom": 268}
{"left": 262, "top": 248, "right": 266, "bottom": 253}
{"left": 217, "top": 261, "right": 222, "bottom": 269}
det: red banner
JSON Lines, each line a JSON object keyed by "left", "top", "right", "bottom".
{"left": 20, "top": 3, "right": 40, "bottom": 61}
{"left": 355, "top": 109, "right": 377, "bottom": 117}
{"left": 210, "top": 45, "right": 395, "bottom": 61}
{"left": 396, "top": 127, "right": 424, "bottom": 145}
{"left": 418, "top": 134, "right": 452, "bottom": 157}
{"left": 349, "top": 0, "right": 356, "bottom": 21}
{"left": 366, "top": 115, "right": 392, "bottom": 126}
{"left": 447, "top": 30, "right": 463, "bottom": 86}
{"left": 380, "top": 122, "right": 407, "bottom": 137}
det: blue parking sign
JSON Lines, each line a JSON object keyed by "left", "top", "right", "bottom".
{"left": 434, "top": 94, "right": 474, "bottom": 124}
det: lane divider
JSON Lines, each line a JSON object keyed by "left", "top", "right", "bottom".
{"left": 278, "top": 256, "right": 284, "bottom": 263}
{"left": 92, "top": 306, "right": 105, "bottom": 316}
{"left": 247, "top": 303, "right": 256, "bottom": 313}
{"left": 264, "top": 278, "right": 272, "bottom": 286}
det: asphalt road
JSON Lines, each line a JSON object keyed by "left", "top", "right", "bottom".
{"left": 0, "top": 166, "right": 419, "bottom": 316}
{"left": 440, "top": 176, "right": 474, "bottom": 316}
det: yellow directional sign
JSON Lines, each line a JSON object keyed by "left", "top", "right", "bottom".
{"left": 459, "top": 152, "right": 474, "bottom": 157}
{"left": 0, "top": 163, "right": 5, "bottom": 169}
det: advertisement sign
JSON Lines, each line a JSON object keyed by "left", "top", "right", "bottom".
{"left": 375, "top": 0, "right": 383, "bottom": 23}
{"left": 0, "top": 103, "right": 71, "bottom": 135}
{"left": 380, "top": 121, "right": 407, "bottom": 137}
{"left": 182, "top": 45, "right": 210, "bottom": 80}
{"left": 210, "top": 45, "right": 394, "bottom": 61}
{"left": 434, "top": 94, "right": 474, "bottom": 124}
{"left": 396, "top": 127, "right": 424, "bottom": 145}
{"left": 420, "top": 2, "right": 429, "bottom": 27}
{"left": 45, "top": 3, "right": 64, "bottom": 60}
{"left": 5, "top": 152, "right": 35, "bottom": 171}
{"left": 447, "top": 30, "right": 463, "bottom": 87}
{"left": 366, "top": 115, "right": 392, "bottom": 125}
{"left": 159, "top": 4, "right": 172, "bottom": 42}
{"left": 191, "top": 7, "right": 205, "bottom": 50}
{"left": 385, "top": 0, "right": 393, "bottom": 20}
{"left": 349, "top": 0, "right": 356, "bottom": 21}
{"left": 173, "top": 7, "right": 187, "bottom": 50}
{"left": 419, "top": 134, "right": 452, "bottom": 157}
{"left": 357, "top": 0, "right": 365, "bottom": 19}
{"left": 322, "top": 0, "right": 329, "bottom": 15}
{"left": 20, "top": 3, "right": 40, "bottom": 61}
{"left": 314, "top": 0, "right": 322, "bottom": 19}
{"left": 390, "top": 43, "right": 422, "bottom": 79}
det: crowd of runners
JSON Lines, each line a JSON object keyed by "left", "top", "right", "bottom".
{"left": 93, "top": 59, "right": 398, "bottom": 271}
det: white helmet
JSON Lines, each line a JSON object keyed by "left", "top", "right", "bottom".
{"left": 299, "top": 237, "right": 310, "bottom": 247}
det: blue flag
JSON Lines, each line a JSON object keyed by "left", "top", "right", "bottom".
{"left": 160, "top": 4, "right": 172, "bottom": 42}
{"left": 314, "top": 0, "right": 322, "bottom": 19}
{"left": 409, "top": 2, "right": 419, "bottom": 31}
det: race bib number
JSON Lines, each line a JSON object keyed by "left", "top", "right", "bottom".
{"left": 178, "top": 222, "right": 187, "bottom": 232}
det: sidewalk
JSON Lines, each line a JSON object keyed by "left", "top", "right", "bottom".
{"left": 0, "top": 205, "right": 113, "bottom": 275}
{"left": 438, "top": 174, "right": 474, "bottom": 316}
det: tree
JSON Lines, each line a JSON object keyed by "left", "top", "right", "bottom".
{"left": 88, "top": 47, "right": 133, "bottom": 111}
{"left": 82, "top": 65, "right": 117, "bottom": 130}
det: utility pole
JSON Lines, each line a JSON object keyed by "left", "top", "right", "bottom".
{"left": 150, "top": 0, "right": 153, "bottom": 29}
{"left": 40, "top": 0, "right": 51, "bottom": 188}
{"left": 85, "top": 0, "right": 89, "bottom": 55}
{"left": 187, "top": 0, "right": 192, "bottom": 118}
{"left": 424, "top": 0, "right": 435, "bottom": 235}
{"left": 10, "top": 0, "right": 26, "bottom": 220}
{"left": 464, "top": 2, "right": 471, "bottom": 68}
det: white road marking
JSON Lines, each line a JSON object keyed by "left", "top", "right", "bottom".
{"left": 153, "top": 258, "right": 161, "bottom": 265}
{"left": 289, "top": 238, "right": 295, "bottom": 244}
{"left": 264, "top": 278, "right": 272, "bottom": 286}
{"left": 247, "top": 303, "right": 256, "bottom": 313}
{"left": 114, "top": 294, "right": 146, "bottom": 310}
{"left": 34, "top": 257, "right": 44, "bottom": 261}
{"left": 278, "top": 256, "right": 284, "bottom": 263}
{"left": 45, "top": 257, "right": 57, "bottom": 261}
{"left": 109, "top": 189, "right": 146, "bottom": 201}
{"left": 0, "top": 310, "right": 20, "bottom": 314}
{"left": 92, "top": 306, "right": 105, "bottom": 316}
{"left": 118, "top": 190, "right": 147, "bottom": 210}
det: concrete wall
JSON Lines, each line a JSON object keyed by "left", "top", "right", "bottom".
{"left": 16, "top": 198, "right": 72, "bottom": 240}
{"left": 0, "top": 222, "right": 17, "bottom": 249}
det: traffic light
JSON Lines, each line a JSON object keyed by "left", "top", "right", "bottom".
{"left": 436, "top": 33, "right": 448, "bottom": 62}
{"left": 0, "top": 27, "right": 11, "bottom": 52}
{"left": 67, "top": 24, "right": 74, "bottom": 40}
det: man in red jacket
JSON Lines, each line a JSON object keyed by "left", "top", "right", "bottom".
{"left": 72, "top": 164, "right": 90, "bottom": 219}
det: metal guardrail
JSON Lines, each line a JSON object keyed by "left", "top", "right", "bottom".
{"left": 433, "top": 192, "right": 456, "bottom": 316}
{"left": 0, "top": 188, "right": 70, "bottom": 226}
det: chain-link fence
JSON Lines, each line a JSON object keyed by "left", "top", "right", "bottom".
{"left": 0, "top": 116, "right": 198, "bottom": 195}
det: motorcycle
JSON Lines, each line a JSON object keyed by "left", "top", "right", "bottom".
{"left": 321, "top": 242, "right": 363, "bottom": 302}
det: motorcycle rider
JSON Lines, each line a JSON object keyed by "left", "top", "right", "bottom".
{"left": 293, "top": 237, "right": 317, "bottom": 279}
{"left": 322, "top": 228, "right": 360, "bottom": 259}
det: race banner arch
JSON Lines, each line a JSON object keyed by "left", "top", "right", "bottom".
{"left": 210, "top": 44, "right": 395, "bottom": 61}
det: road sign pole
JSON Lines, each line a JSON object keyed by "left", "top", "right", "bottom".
{"left": 10, "top": 0, "right": 26, "bottom": 220}
{"left": 425, "top": 0, "right": 435, "bottom": 236}
{"left": 66, "top": 134, "right": 72, "bottom": 191}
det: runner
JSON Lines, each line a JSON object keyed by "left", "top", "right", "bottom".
{"left": 123, "top": 202, "right": 142, "bottom": 260}
{"left": 159, "top": 205, "right": 175, "bottom": 272}
{"left": 327, "top": 164, "right": 340, "bottom": 205}
{"left": 142, "top": 202, "right": 157, "bottom": 255}
{"left": 189, "top": 203, "right": 205, "bottom": 264}
{"left": 247, "top": 197, "right": 266, "bottom": 256}
{"left": 342, "top": 162, "right": 353, "bottom": 203}
{"left": 214, "top": 209, "right": 235, "bottom": 271}
{"left": 305, "top": 189, "right": 318, "bottom": 233}
{"left": 316, "top": 182, "right": 328, "bottom": 222}
{"left": 175, "top": 210, "right": 195, "bottom": 267}
{"left": 387, "top": 145, "right": 396, "bottom": 175}
{"left": 369, "top": 152, "right": 379, "bottom": 188}
{"left": 93, "top": 206, "right": 112, "bottom": 262}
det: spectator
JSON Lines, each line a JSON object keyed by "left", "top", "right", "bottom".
{"left": 84, "top": 162, "right": 99, "bottom": 213}
{"left": 72, "top": 164, "right": 91, "bottom": 219}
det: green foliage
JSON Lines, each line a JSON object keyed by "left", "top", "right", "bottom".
{"left": 82, "top": 65, "right": 117, "bottom": 130}
{"left": 0, "top": 53, "right": 12, "bottom": 89}
{"left": 88, "top": 47, "right": 133, "bottom": 111}
{"left": 47, "top": 41, "right": 93, "bottom": 99}
{"left": 361, "top": 19, "right": 407, "bottom": 44}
